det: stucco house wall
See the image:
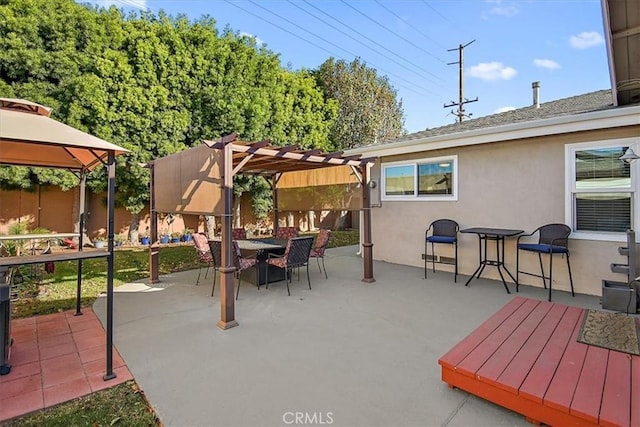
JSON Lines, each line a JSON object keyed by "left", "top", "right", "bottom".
{"left": 349, "top": 87, "right": 640, "bottom": 297}
{"left": 369, "top": 126, "right": 640, "bottom": 296}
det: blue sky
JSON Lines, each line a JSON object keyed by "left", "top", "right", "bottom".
{"left": 82, "top": 0, "right": 611, "bottom": 134}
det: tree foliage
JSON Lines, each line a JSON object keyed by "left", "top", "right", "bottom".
{"left": 314, "top": 57, "right": 405, "bottom": 149}
{"left": 0, "top": 0, "right": 335, "bottom": 216}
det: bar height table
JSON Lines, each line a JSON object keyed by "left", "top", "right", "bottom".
{"left": 460, "top": 227, "right": 524, "bottom": 293}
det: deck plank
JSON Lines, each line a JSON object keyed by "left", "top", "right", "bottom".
{"left": 569, "top": 345, "right": 609, "bottom": 424}
{"left": 543, "top": 310, "right": 588, "bottom": 413}
{"left": 496, "top": 302, "right": 566, "bottom": 394}
{"left": 456, "top": 298, "right": 540, "bottom": 378}
{"left": 439, "top": 296, "right": 526, "bottom": 370}
{"left": 599, "top": 350, "right": 632, "bottom": 427}
{"left": 476, "top": 300, "right": 553, "bottom": 388}
{"left": 519, "top": 306, "right": 583, "bottom": 404}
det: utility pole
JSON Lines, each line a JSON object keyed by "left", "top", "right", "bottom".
{"left": 444, "top": 40, "right": 478, "bottom": 123}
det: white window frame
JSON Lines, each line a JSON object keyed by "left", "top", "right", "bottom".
{"left": 381, "top": 155, "right": 458, "bottom": 202}
{"left": 564, "top": 138, "right": 639, "bottom": 242}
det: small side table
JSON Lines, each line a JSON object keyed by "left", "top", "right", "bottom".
{"left": 460, "top": 227, "right": 524, "bottom": 293}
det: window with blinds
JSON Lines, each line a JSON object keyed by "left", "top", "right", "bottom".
{"left": 569, "top": 144, "right": 633, "bottom": 234}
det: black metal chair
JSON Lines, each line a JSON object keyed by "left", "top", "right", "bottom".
{"left": 424, "top": 219, "right": 459, "bottom": 282}
{"left": 233, "top": 240, "right": 257, "bottom": 300}
{"left": 516, "top": 223, "right": 574, "bottom": 302}
{"left": 208, "top": 239, "right": 223, "bottom": 297}
{"left": 266, "top": 236, "right": 314, "bottom": 296}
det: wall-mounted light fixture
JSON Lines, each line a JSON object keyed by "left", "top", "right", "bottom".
{"left": 620, "top": 148, "right": 640, "bottom": 164}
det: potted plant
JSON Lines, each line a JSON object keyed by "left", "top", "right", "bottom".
{"left": 93, "top": 236, "right": 106, "bottom": 249}
{"left": 159, "top": 228, "right": 170, "bottom": 244}
{"left": 114, "top": 234, "right": 127, "bottom": 247}
{"left": 170, "top": 231, "right": 182, "bottom": 243}
{"left": 140, "top": 230, "right": 151, "bottom": 245}
{"left": 182, "top": 228, "right": 194, "bottom": 242}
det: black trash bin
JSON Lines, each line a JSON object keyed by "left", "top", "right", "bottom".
{"left": 0, "top": 267, "right": 12, "bottom": 375}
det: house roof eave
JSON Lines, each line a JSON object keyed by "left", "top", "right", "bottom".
{"left": 347, "top": 104, "right": 640, "bottom": 159}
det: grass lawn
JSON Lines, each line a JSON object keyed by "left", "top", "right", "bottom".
{"left": 6, "top": 229, "right": 358, "bottom": 425}
{"left": 12, "top": 229, "right": 358, "bottom": 319}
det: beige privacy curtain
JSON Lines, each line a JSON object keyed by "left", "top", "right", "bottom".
{"left": 276, "top": 166, "right": 363, "bottom": 211}
{"left": 154, "top": 144, "right": 224, "bottom": 215}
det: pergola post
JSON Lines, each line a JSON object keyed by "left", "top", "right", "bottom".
{"left": 148, "top": 162, "right": 160, "bottom": 284}
{"left": 272, "top": 173, "right": 280, "bottom": 236}
{"left": 217, "top": 140, "right": 238, "bottom": 330}
{"left": 361, "top": 165, "right": 375, "bottom": 283}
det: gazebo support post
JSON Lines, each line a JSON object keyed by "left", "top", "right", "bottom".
{"left": 361, "top": 165, "right": 375, "bottom": 283}
{"left": 148, "top": 162, "right": 160, "bottom": 284}
{"left": 104, "top": 150, "right": 116, "bottom": 380}
{"left": 218, "top": 140, "right": 239, "bottom": 330}
{"left": 272, "top": 173, "right": 281, "bottom": 236}
{"left": 75, "top": 170, "right": 87, "bottom": 316}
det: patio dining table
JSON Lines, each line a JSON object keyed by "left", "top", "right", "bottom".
{"left": 210, "top": 238, "right": 288, "bottom": 287}
{"left": 460, "top": 227, "right": 524, "bottom": 293}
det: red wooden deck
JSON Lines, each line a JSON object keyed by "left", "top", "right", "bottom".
{"left": 438, "top": 296, "right": 640, "bottom": 427}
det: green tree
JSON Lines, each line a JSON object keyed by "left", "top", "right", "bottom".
{"left": 0, "top": 0, "right": 336, "bottom": 231}
{"left": 314, "top": 57, "right": 405, "bottom": 149}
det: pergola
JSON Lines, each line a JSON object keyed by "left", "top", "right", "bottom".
{"left": 0, "top": 98, "right": 129, "bottom": 379}
{"left": 151, "top": 133, "right": 377, "bottom": 329}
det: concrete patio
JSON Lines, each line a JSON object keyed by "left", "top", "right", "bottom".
{"left": 93, "top": 245, "right": 602, "bottom": 427}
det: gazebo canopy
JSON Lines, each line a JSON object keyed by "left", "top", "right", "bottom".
{"left": 0, "top": 98, "right": 129, "bottom": 171}
{"left": 0, "top": 97, "right": 128, "bottom": 380}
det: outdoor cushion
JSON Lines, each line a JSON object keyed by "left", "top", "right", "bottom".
{"left": 427, "top": 236, "right": 456, "bottom": 244}
{"left": 518, "top": 243, "right": 568, "bottom": 254}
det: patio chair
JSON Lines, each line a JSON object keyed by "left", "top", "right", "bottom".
{"left": 192, "top": 233, "right": 214, "bottom": 287}
{"left": 208, "top": 239, "right": 223, "bottom": 297}
{"left": 424, "top": 219, "right": 459, "bottom": 282}
{"left": 275, "top": 226, "right": 299, "bottom": 240}
{"left": 233, "top": 240, "right": 257, "bottom": 300}
{"left": 232, "top": 228, "right": 247, "bottom": 240}
{"left": 516, "top": 223, "right": 574, "bottom": 302}
{"left": 309, "top": 229, "right": 332, "bottom": 278}
{"left": 266, "top": 236, "right": 314, "bottom": 296}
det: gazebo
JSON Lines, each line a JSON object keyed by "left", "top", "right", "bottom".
{"left": 0, "top": 98, "right": 129, "bottom": 379}
{"left": 151, "top": 133, "right": 377, "bottom": 329}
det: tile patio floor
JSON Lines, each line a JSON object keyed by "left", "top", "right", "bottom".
{"left": 0, "top": 308, "right": 133, "bottom": 423}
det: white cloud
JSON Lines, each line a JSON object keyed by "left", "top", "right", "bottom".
{"left": 569, "top": 31, "right": 604, "bottom": 49}
{"left": 467, "top": 62, "right": 517, "bottom": 81}
{"left": 83, "top": 0, "right": 148, "bottom": 10}
{"left": 240, "top": 32, "right": 265, "bottom": 46}
{"left": 489, "top": 5, "right": 519, "bottom": 17}
{"left": 494, "top": 106, "right": 516, "bottom": 114}
{"left": 533, "top": 58, "right": 561, "bottom": 70}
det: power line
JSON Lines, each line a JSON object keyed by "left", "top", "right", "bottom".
{"left": 421, "top": 0, "right": 455, "bottom": 25}
{"left": 227, "top": 0, "right": 438, "bottom": 97}
{"left": 339, "top": 0, "right": 445, "bottom": 65}
{"left": 112, "top": 0, "right": 148, "bottom": 10}
{"left": 289, "top": 0, "right": 444, "bottom": 86}
{"left": 373, "top": 0, "right": 447, "bottom": 52}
